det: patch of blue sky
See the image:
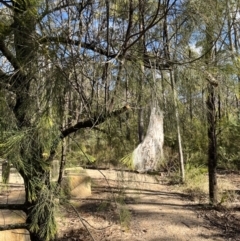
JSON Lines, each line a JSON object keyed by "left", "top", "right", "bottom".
{"left": 0, "top": 56, "right": 14, "bottom": 74}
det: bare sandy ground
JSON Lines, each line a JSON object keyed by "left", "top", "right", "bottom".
{"left": 0, "top": 168, "right": 240, "bottom": 241}
{"left": 58, "top": 170, "right": 240, "bottom": 241}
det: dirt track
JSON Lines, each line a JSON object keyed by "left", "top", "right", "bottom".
{"left": 57, "top": 169, "right": 240, "bottom": 241}
{"left": 0, "top": 169, "right": 240, "bottom": 241}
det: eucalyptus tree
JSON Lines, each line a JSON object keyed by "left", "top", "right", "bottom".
{"left": 198, "top": 0, "right": 240, "bottom": 204}
{"left": 213, "top": 0, "right": 240, "bottom": 172}
{"left": 0, "top": 0, "right": 180, "bottom": 240}
{"left": 177, "top": 0, "right": 240, "bottom": 203}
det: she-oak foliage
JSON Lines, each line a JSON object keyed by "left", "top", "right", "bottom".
{"left": 0, "top": 0, "right": 240, "bottom": 240}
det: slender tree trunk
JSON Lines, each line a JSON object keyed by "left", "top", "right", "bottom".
{"left": 137, "top": 63, "right": 145, "bottom": 143}
{"left": 231, "top": 5, "right": 240, "bottom": 119}
{"left": 170, "top": 70, "right": 185, "bottom": 182}
{"left": 137, "top": 0, "right": 146, "bottom": 144}
{"left": 58, "top": 138, "right": 67, "bottom": 187}
{"left": 206, "top": 84, "right": 218, "bottom": 204}
{"left": 205, "top": 3, "right": 218, "bottom": 204}
{"left": 162, "top": 0, "right": 185, "bottom": 182}
{"left": 189, "top": 86, "right": 193, "bottom": 121}
{"left": 125, "top": 77, "right": 131, "bottom": 141}
{"left": 161, "top": 71, "right": 167, "bottom": 112}
{"left": 103, "top": 0, "right": 110, "bottom": 113}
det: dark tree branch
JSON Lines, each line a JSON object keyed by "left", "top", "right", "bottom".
{"left": 123, "top": 0, "right": 178, "bottom": 54}
{"left": 40, "top": 37, "right": 171, "bottom": 69}
{"left": 61, "top": 105, "right": 131, "bottom": 138}
{"left": 39, "top": 3, "right": 77, "bottom": 21}
{"left": 39, "top": 0, "right": 93, "bottom": 21}
{"left": 0, "top": 40, "right": 21, "bottom": 70}
{"left": 40, "top": 36, "right": 113, "bottom": 56}
{"left": 46, "top": 105, "right": 131, "bottom": 163}
{"left": 37, "top": 1, "right": 179, "bottom": 70}
{"left": 0, "top": 69, "right": 16, "bottom": 90}
{"left": 53, "top": 37, "right": 218, "bottom": 69}
{"left": 0, "top": 68, "right": 10, "bottom": 82}
{"left": 121, "top": 0, "right": 134, "bottom": 54}
{"left": 0, "top": 0, "right": 13, "bottom": 10}
{"left": 0, "top": 204, "right": 26, "bottom": 211}
{"left": 0, "top": 223, "right": 28, "bottom": 231}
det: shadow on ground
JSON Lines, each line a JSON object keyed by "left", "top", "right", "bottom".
{"left": 55, "top": 174, "right": 240, "bottom": 241}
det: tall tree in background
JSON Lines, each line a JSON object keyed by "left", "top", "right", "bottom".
{"left": 137, "top": 0, "right": 146, "bottom": 143}
{"left": 203, "top": 0, "right": 225, "bottom": 205}
{"left": 183, "top": 0, "right": 235, "bottom": 204}
{"left": 161, "top": 0, "right": 185, "bottom": 182}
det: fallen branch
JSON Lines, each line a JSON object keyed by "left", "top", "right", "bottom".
{"left": 69, "top": 203, "right": 96, "bottom": 241}
{"left": 0, "top": 223, "right": 28, "bottom": 231}
{"left": 0, "top": 204, "right": 26, "bottom": 211}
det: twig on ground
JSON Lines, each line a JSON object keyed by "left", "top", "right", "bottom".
{"left": 69, "top": 203, "right": 113, "bottom": 237}
{"left": 98, "top": 169, "right": 118, "bottom": 208}
{"left": 69, "top": 203, "right": 96, "bottom": 241}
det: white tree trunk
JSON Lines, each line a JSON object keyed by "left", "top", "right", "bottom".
{"left": 133, "top": 106, "right": 164, "bottom": 173}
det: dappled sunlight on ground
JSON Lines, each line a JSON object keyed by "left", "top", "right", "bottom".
{"left": 0, "top": 168, "right": 239, "bottom": 241}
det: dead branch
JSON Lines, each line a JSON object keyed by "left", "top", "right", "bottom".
{"left": 61, "top": 105, "right": 131, "bottom": 138}
{"left": 0, "top": 223, "right": 28, "bottom": 231}
{"left": 0, "top": 204, "right": 26, "bottom": 211}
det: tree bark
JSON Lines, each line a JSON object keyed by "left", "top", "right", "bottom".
{"left": 204, "top": 2, "right": 218, "bottom": 204}
{"left": 61, "top": 105, "right": 130, "bottom": 138}
{"left": 137, "top": 0, "right": 146, "bottom": 144}
{"left": 0, "top": 204, "right": 26, "bottom": 210}
{"left": 0, "top": 223, "right": 28, "bottom": 231}
{"left": 206, "top": 84, "right": 218, "bottom": 204}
